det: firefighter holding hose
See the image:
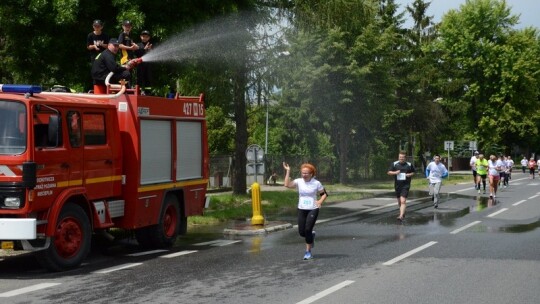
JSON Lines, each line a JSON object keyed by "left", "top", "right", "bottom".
{"left": 91, "top": 38, "right": 139, "bottom": 89}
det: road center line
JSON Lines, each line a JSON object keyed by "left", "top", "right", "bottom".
{"left": 450, "top": 220, "right": 482, "bottom": 234}
{"left": 383, "top": 241, "right": 438, "bottom": 266}
{"left": 452, "top": 187, "right": 475, "bottom": 193}
{"left": 512, "top": 200, "right": 527, "bottom": 206}
{"left": 193, "top": 240, "right": 242, "bottom": 247}
{"left": 92, "top": 262, "right": 143, "bottom": 274}
{"left": 315, "top": 203, "right": 396, "bottom": 225}
{"left": 214, "top": 240, "right": 242, "bottom": 247}
{"left": 295, "top": 280, "right": 355, "bottom": 304}
{"left": 160, "top": 250, "right": 198, "bottom": 258}
{"left": 126, "top": 249, "right": 168, "bottom": 257}
{"left": 487, "top": 208, "right": 509, "bottom": 218}
{"left": 0, "top": 283, "right": 61, "bottom": 298}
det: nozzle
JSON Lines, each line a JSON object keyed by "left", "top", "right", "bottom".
{"left": 126, "top": 58, "right": 143, "bottom": 70}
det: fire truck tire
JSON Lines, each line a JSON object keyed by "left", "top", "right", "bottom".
{"left": 136, "top": 195, "right": 181, "bottom": 248}
{"left": 36, "top": 204, "right": 92, "bottom": 272}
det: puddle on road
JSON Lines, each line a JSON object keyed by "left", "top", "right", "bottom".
{"left": 368, "top": 192, "right": 501, "bottom": 228}
{"left": 177, "top": 190, "right": 526, "bottom": 248}
{"left": 468, "top": 195, "right": 498, "bottom": 212}
{"left": 375, "top": 207, "right": 471, "bottom": 227}
{"left": 499, "top": 219, "right": 540, "bottom": 233}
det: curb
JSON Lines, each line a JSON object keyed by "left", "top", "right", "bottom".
{"left": 223, "top": 221, "right": 293, "bottom": 235}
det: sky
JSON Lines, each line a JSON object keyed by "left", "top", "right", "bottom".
{"left": 395, "top": 0, "right": 540, "bottom": 29}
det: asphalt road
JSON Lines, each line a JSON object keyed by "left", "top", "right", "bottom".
{"left": 1, "top": 172, "right": 539, "bottom": 304}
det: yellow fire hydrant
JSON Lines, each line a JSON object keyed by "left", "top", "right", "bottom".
{"left": 251, "top": 182, "right": 265, "bottom": 225}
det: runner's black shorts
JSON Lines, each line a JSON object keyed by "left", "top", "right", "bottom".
{"left": 395, "top": 186, "right": 410, "bottom": 198}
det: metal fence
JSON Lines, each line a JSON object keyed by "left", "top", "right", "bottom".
{"left": 209, "top": 154, "right": 428, "bottom": 188}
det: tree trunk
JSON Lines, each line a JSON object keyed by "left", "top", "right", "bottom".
{"left": 338, "top": 126, "right": 349, "bottom": 184}
{"left": 233, "top": 68, "right": 248, "bottom": 195}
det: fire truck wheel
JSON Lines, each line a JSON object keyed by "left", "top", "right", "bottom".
{"left": 36, "top": 204, "right": 92, "bottom": 272}
{"left": 136, "top": 195, "right": 181, "bottom": 248}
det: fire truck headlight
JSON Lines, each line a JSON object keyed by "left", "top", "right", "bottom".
{"left": 4, "top": 197, "right": 21, "bottom": 207}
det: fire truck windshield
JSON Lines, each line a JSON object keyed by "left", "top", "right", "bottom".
{"left": 0, "top": 100, "right": 27, "bottom": 154}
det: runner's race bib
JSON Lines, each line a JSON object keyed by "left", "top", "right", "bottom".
{"left": 397, "top": 173, "right": 406, "bottom": 181}
{"left": 299, "top": 196, "right": 316, "bottom": 209}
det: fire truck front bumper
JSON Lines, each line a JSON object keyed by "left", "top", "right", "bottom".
{"left": 0, "top": 218, "right": 37, "bottom": 240}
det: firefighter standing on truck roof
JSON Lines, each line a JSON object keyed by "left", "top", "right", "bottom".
{"left": 86, "top": 19, "right": 110, "bottom": 64}
{"left": 118, "top": 20, "right": 139, "bottom": 65}
{"left": 134, "top": 30, "right": 153, "bottom": 95}
{"left": 91, "top": 38, "right": 133, "bottom": 86}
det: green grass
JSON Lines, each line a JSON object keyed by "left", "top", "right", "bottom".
{"left": 189, "top": 174, "right": 472, "bottom": 226}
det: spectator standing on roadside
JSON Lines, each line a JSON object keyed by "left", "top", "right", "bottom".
{"left": 475, "top": 154, "right": 489, "bottom": 194}
{"left": 134, "top": 30, "right": 153, "bottom": 95}
{"left": 283, "top": 162, "right": 328, "bottom": 260}
{"left": 521, "top": 156, "right": 528, "bottom": 173}
{"left": 528, "top": 157, "right": 536, "bottom": 179}
{"left": 470, "top": 151, "right": 479, "bottom": 189}
{"left": 388, "top": 151, "right": 415, "bottom": 221}
{"left": 87, "top": 19, "right": 110, "bottom": 63}
{"left": 425, "top": 154, "right": 448, "bottom": 208}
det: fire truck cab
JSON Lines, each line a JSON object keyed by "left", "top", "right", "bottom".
{"left": 0, "top": 84, "right": 209, "bottom": 271}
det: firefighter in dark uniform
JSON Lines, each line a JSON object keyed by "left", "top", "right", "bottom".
{"left": 91, "top": 38, "right": 132, "bottom": 86}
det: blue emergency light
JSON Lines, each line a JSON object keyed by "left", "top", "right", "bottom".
{"left": 0, "top": 84, "right": 42, "bottom": 94}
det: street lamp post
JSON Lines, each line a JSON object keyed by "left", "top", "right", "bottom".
{"left": 265, "top": 100, "right": 268, "bottom": 155}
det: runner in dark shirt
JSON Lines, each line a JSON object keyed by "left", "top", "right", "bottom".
{"left": 388, "top": 151, "right": 415, "bottom": 221}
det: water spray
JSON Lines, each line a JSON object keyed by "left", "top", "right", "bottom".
{"left": 140, "top": 12, "right": 256, "bottom": 64}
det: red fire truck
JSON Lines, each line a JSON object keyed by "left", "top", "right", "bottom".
{"left": 0, "top": 83, "right": 209, "bottom": 271}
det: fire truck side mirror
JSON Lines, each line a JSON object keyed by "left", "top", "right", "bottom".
{"left": 22, "top": 162, "right": 37, "bottom": 189}
{"left": 48, "top": 115, "right": 62, "bottom": 147}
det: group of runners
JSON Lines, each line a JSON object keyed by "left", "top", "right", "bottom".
{"left": 469, "top": 151, "right": 515, "bottom": 198}
{"left": 519, "top": 156, "right": 540, "bottom": 179}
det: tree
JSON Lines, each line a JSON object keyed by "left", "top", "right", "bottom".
{"left": 430, "top": 0, "right": 540, "bottom": 152}
{"left": 275, "top": 0, "right": 408, "bottom": 182}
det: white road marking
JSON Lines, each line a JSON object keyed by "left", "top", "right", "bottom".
{"left": 383, "top": 241, "right": 438, "bottom": 266}
{"left": 93, "top": 262, "right": 143, "bottom": 274}
{"left": 295, "top": 280, "right": 355, "bottom": 304}
{"left": 453, "top": 187, "right": 475, "bottom": 193}
{"left": 0, "top": 283, "right": 61, "bottom": 298}
{"left": 160, "top": 250, "right": 198, "bottom": 258}
{"left": 512, "top": 200, "right": 527, "bottom": 206}
{"left": 315, "top": 202, "right": 396, "bottom": 225}
{"left": 487, "top": 208, "right": 509, "bottom": 218}
{"left": 193, "top": 240, "right": 221, "bottom": 246}
{"left": 193, "top": 240, "right": 241, "bottom": 247}
{"left": 450, "top": 221, "right": 482, "bottom": 234}
{"left": 527, "top": 195, "right": 539, "bottom": 200}
{"left": 213, "top": 240, "right": 242, "bottom": 247}
{"left": 126, "top": 249, "right": 168, "bottom": 257}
